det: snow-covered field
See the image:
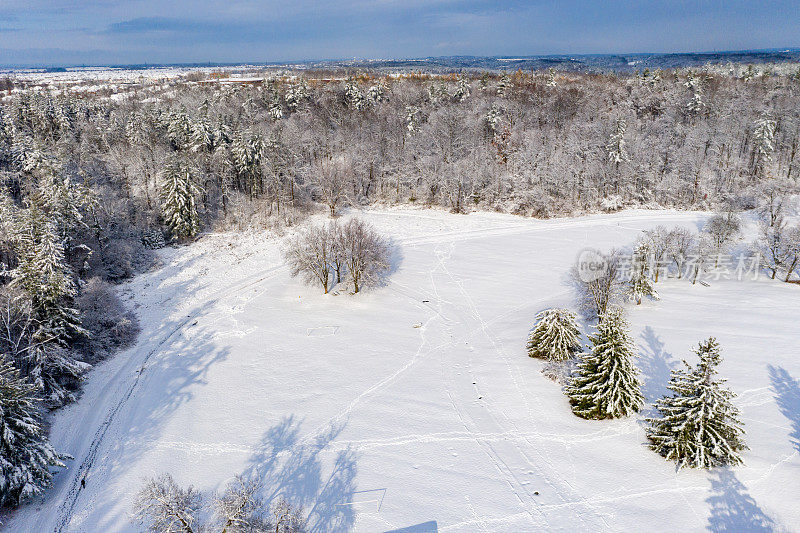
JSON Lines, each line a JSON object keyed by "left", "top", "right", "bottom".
{"left": 8, "top": 208, "right": 800, "bottom": 532}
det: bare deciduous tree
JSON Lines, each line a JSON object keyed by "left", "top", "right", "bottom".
{"left": 213, "top": 475, "right": 271, "bottom": 533}
{"left": 270, "top": 497, "right": 305, "bottom": 533}
{"left": 314, "top": 156, "right": 350, "bottom": 217}
{"left": 667, "top": 226, "right": 695, "bottom": 278}
{"left": 134, "top": 473, "right": 203, "bottom": 533}
{"left": 341, "top": 219, "right": 390, "bottom": 293}
{"left": 643, "top": 225, "right": 671, "bottom": 282}
{"left": 784, "top": 227, "right": 800, "bottom": 282}
{"left": 571, "top": 249, "right": 623, "bottom": 320}
{"left": 704, "top": 213, "right": 741, "bottom": 264}
{"left": 328, "top": 221, "right": 346, "bottom": 285}
{"left": 283, "top": 218, "right": 391, "bottom": 294}
{"left": 284, "top": 225, "right": 334, "bottom": 294}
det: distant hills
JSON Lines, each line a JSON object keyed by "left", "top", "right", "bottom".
{"left": 304, "top": 49, "right": 800, "bottom": 73}
{"left": 8, "top": 49, "right": 800, "bottom": 74}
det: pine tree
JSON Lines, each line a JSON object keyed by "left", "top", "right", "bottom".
{"left": 166, "top": 109, "right": 192, "bottom": 151}
{"left": 496, "top": 74, "right": 512, "bottom": 97}
{"left": 646, "top": 338, "right": 748, "bottom": 469}
{"left": 0, "top": 356, "right": 67, "bottom": 507}
{"left": 344, "top": 77, "right": 365, "bottom": 110}
{"left": 566, "top": 308, "right": 644, "bottom": 419}
{"left": 627, "top": 241, "right": 659, "bottom": 305}
{"left": 685, "top": 71, "right": 705, "bottom": 116}
{"left": 367, "top": 83, "right": 387, "bottom": 103}
{"left": 11, "top": 214, "right": 85, "bottom": 343}
{"left": 160, "top": 160, "right": 200, "bottom": 240}
{"left": 453, "top": 76, "right": 470, "bottom": 102}
{"left": 546, "top": 68, "right": 557, "bottom": 87}
{"left": 526, "top": 308, "right": 581, "bottom": 361}
{"left": 753, "top": 115, "right": 776, "bottom": 178}
{"left": 607, "top": 119, "right": 629, "bottom": 166}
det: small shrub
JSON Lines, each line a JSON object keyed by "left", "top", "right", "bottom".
{"left": 76, "top": 278, "right": 139, "bottom": 360}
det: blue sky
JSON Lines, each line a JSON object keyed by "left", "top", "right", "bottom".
{"left": 1, "top": 1, "right": 798, "bottom": 66}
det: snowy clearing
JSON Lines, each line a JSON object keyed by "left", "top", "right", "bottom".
{"left": 8, "top": 208, "right": 800, "bottom": 532}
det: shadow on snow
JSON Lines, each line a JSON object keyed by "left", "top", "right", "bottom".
{"left": 767, "top": 365, "right": 800, "bottom": 454}
{"left": 241, "top": 415, "right": 359, "bottom": 533}
{"left": 705, "top": 468, "right": 776, "bottom": 532}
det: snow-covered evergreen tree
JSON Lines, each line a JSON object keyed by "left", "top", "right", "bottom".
{"left": 566, "top": 308, "right": 644, "bottom": 419}
{"left": 485, "top": 103, "right": 503, "bottom": 137}
{"left": 189, "top": 118, "right": 220, "bottom": 153}
{"left": 546, "top": 68, "right": 557, "bottom": 87}
{"left": 646, "top": 338, "right": 748, "bottom": 469}
{"left": 685, "top": 71, "right": 705, "bottom": 116}
{"left": 11, "top": 214, "right": 85, "bottom": 343}
{"left": 753, "top": 115, "right": 776, "bottom": 177}
{"left": 285, "top": 79, "right": 310, "bottom": 111}
{"left": 453, "top": 76, "right": 470, "bottom": 102}
{"left": 496, "top": 74, "right": 512, "bottom": 97}
{"left": 32, "top": 171, "right": 97, "bottom": 242}
{"left": 160, "top": 160, "right": 200, "bottom": 240}
{"left": 230, "top": 133, "right": 264, "bottom": 198}
{"left": 526, "top": 308, "right": 581, "bottom": 361}
{"left": 627, "top": 241, "right": 659, "bottom": 305}
{"left": 607, "top": 119, "right": 629, "bottom": 166}
{"left": 367, "top": 83, "right": 387, "bottom": 103}
{"left": 166, "top": 109, "right": 192, "bottom": 151}
{"left": 404, "top": 106, "right": 420, "bottom": 134}
{"left": 269, "top": 100, "right": 284, "bottom": 121}
{"left": 344, "top": 77, "right": 365, "bottom": 110}
{"left": 0, "top": 355, "right": 66, "bottom": 507}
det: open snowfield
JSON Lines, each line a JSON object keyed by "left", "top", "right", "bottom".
{"left": 8, "top": 208, "right": 800, "bottom": 532}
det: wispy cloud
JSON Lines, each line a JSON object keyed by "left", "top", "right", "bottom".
{"left": 1, "top": 0, "right": 798, "bottom": 66}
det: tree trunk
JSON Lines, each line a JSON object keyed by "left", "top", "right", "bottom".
{"left": 785, "top": 257, "right": 798, "bottom": 282}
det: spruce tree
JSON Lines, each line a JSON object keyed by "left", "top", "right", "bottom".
{"left": 566, "top": 308, "right": 644, "bottom": 419}
{"left": 526, "top": 308, "right": 581, "bottom": 361}
{"left": 646, "top": 338, "right": 747, "bottom": 469}
{"left": 160, "top": 160, "right": 200, "bottom": 240}
{"left": 12, "top": 214, "right": 85, "bottom": 343}
{"left": 0, "top": 356, "right": 66, "bottom": 507}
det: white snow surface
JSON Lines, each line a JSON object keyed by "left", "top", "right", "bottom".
{"left": 7, "top": 207, "right": 800, "bottom": 532}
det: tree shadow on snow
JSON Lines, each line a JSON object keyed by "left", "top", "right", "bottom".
{"left": 705, "top": 468, "right": 776, "bottom": 532}
{"left": 67, "top": 297, "right": 232, "bottom": 530}
{"left": 767, "top": 365, "right": 800, "bottom": 454}
{"left": 637, "top": 327, "right": 679, "bottom": 407}
{"left": 241, "top": 415, "right": 359, "bottom": 533}
{"left": 371, "top": 236, "right": 404, "bottom": 291}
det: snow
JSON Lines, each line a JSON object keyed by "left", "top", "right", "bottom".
{"left": 7, "top": 208, "right": 800, "bottom": 532}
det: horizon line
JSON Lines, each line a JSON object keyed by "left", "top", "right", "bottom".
{"left": 2, "top": 46, "right": 799, "bottom": 71}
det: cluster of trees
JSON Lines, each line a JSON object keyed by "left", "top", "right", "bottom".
{"left": 572, "top": 206, "right": 799, "bottom": 323}
{"left": 752, "top": 185, "right": 800, "bottom": 281}
{"left": 0, "top": 97, "right": 144, "bottom": 507}
{"left": 135, "top": 473, "right": 304, "bottom": 533}
{"left": 283, "top": 218, "right": 390, "bottom": 294}
{"left": 5, "top": 65, "right": 800, "bottom": 241}
{"left": 526, "top": 307, "right": 747, "bottom": 469}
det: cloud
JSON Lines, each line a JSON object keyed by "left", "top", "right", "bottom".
{"left": 107, "top": 17, "right": 189, "bottom": 34}
{"left": 1, "top": 1, "right": 798, "bottom": 66}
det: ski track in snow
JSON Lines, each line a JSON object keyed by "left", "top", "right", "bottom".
{"left": 10, "top": 207, "right": 800, "bottom": 532}
{"left": 50, "top": 264, "right": 289, "bottom": 533}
